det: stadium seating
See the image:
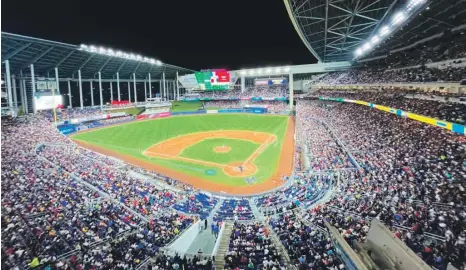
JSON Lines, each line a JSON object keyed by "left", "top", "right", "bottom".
{"left": 2, "top": 73, "right": 466, "bottom": 270}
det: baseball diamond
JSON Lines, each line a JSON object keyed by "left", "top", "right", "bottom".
{"left": 71, "top": 114, "right": 295, "bottom": 194}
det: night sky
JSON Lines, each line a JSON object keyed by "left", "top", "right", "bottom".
{"left": 2, "top": 0, "right": 317, "bottom": 71}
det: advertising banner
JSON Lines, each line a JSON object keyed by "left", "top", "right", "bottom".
{"left": 136, "top": 114, "right": 149, "bottom": 120}
{"left": 57, "top": 124, "right": 77, "bottom": 135}
{"left": 218, "top": 109, "right": 242, "bottom": 113}
{"left": 111, "top": 100, "right": 130, "bottom": 105}
{"left": 206, "top": 110, "right": 218, "bottom": 114}
{"left": 171, "top": 111, "right": 206, "bottom": 116}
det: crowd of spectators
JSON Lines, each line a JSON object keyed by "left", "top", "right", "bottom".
{"left": 296, "top": 100, "right": 465, "bottom": 269}
{"left": 38, "top": 145, "right": 184, "bottom": 217}
{"left": 204, "top": 100, "right": 242, "bottom": 109}
{"left": 314, "top": 89, "right": 466, "bottom": 124}
{"left": 296, "top": 105, "right": 355, "bottom": 171}
{"left": 364, "top": 32, "right": 466, "bottom": 69}
{"left": 194, "top": 85, "right": 288, "bottom": 100}
{"left": 1, "top": 114, "right": 195, "bottom": 269}
{"left": 41, "top": 107, "right": 103, "bottom": 122}
{"left": 224, "top": 222, "right": 285, "bottom": 270}
{"left": 313, "top": 65, "right": 466, "bottom": 85}
{"left": 148, "top": 252, "right": 214, "bottom": 269}
{"left": 197, "top": 89, "right": 241, "bottom": 99}
{"left": 271, "top": 211, "right": 345, "bottom": 270}
{"left": 242, "top": 86, "right": 288, "bottom": 98}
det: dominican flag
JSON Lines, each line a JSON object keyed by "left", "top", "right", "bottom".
{"left": 210, "top": 70, "right": 230, "bottom": 86}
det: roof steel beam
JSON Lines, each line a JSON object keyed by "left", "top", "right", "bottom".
{"left": 18, "top": 46, "right": 54, "bottom": 71}
{"left": 44, "top": 50, "right": 76, "bottom": 74}
{"left": 98, "top": 57, "right": 113, "bottom": 72}
{"left": 358, "top": 0, "right": 381, "bottom": 12}
{"left": 294, "top": 0, "right": 310, "bottom": 13}
{"left": 323, "top": 0, "right": 329, "bottom": 61}
{"left": 295, "top": 15, "right": 324, "bottom": 20}
{"left": 116, "top": 59, "right": 128, "bottom": 73}
{"left": 72, "top": 54, "right": 94, "bottom": 76}
{"left": 2, "top": 43, "right": 32, "bottom": 62}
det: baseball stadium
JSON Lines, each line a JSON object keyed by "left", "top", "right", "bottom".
{"left": 1, "top": 0, "right": 466, "bottom": 269}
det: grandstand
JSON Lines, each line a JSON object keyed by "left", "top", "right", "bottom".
{"left": 2, "top": 0, "right": 466, "bottom": 269}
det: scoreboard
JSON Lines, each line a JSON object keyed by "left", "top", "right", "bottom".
{"left": 179, "top": 69, "right": 232, "bottom": 91}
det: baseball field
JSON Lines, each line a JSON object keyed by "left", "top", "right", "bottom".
{"left": 71, "top": 114, "right": 295, "bottom": 195}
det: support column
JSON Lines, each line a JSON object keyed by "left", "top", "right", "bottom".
{"left": 128, "top": 80, "right": 131, "bottom": 102}
{"left": 20, "top": 70, "right": 28, "bottom": 113}
{"left": 133, "top": 73, "right": 137, "bottom": 103}
{"left": 78, "top": 70, "right": 83, "bottom": 109}
{"left": 5, "top": 60, "right": 14, "bottom": 110}
{"left": 144, "top": 79, "right": 147, "bottom": 102}
{"left": 116, "top": 72, "right": 121, "bottom": 101}
{"left": 54, "top": 67, "right": 60, "bottom": 94}
{"left": 19, "top": 73, "right": 25, "bottom": 112}
{"left": 172, "top": 81, "right": 176, "bottom": 101}
{"left": 148, "top": 73, "right": 152, "bottom": 99}
{"left": 241, "top": 76, "right": 245, "bottom": 93}
{"left": 68, "top": 80, "right": 72, "bottom": 108}
{"left": 159, "top": 80, "right": 162, "bottom": 99}
{"left": 162, "top": 72, "right": 166, "bottom": 101}
{"left": 98, "top": 72, "right": 103, "bottom": 109}
{"left": 90, "top": 81, "right": 94, "bottom": 106}
{"left": 12, "top": 75, "right": 17, "bottom": 108}
{"left": 110, "top": 80, "right": 114, "bottom": 102}
{"left": 289, "top": 73, "right": 294, "bottom": 111}
{"left": 176, "top": 72, "right": 179, "bottom": 100}
{"left": 30, "top": 64, "right": 37, "bottom": 113}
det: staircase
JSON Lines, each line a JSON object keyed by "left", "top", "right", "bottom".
{"left": 214, "top": 221, "right": 234, "bottom": 270}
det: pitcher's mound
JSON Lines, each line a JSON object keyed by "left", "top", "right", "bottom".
{"left": 213, "top": 145, "right": 231, "bottom": 153}
{"left": 223, "top": 162, "right": 257, "bottom": 177}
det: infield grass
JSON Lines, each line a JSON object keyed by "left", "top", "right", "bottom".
{"left": 71, "top": 114, "right": 288, "bottom": 186}
{"left": 179, "top": 138, "right": 259, "bottom": 164}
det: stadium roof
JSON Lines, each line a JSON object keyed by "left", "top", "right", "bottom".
{"left": 1, "top": 32, "right": 195, "bottom": 79}
{"left": 284, "top": 0, "right": 466, "bottom": 63}
{"left": 361, "top": 0, "right": 466, "bottom": 58}
{"left": 284, "top": 0, "right": 397, "bottom": 63}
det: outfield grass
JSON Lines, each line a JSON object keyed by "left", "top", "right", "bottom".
{"left": 179, "top": 138, "right": 259, "bottom": 164}
{"left": 71, "top": 114, "right": 288, "bottom": 186}
{"left": 171, "top": 101, "right": 203, "bottom": 112}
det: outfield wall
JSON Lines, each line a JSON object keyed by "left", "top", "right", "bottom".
{"left": 318, "top": 97, "right": 465, "bottom": 135}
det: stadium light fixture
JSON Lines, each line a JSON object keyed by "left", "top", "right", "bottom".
{"left": 266, "top": 68, "right": 272, "bottom": 73}
{"left": 240, "top": 70, "right": 247, "bottom": 75}
{"left": 284, "top": 67, "right": 290, "bottom": 72}
{"left": 79, "top": 44, "right": 162, "bottom": 65}
{"left": 392, "top": 12, "right": 406, "bottom": 25}
{"left": 380, "top": 26, "right": 390, "bottom": 36}
{"left": 355, "top": 48, "right": 363, "bottom": 56}
{"left": 275, "top": 67, "right": 281, "bottom": 74}
{"left": 354, "top": 0, "right": 427, "bottom": 60}
{"left": 257, "top": 69, "right": 263, "bottom": 74}
{"left": 362, "top": 43, "right": 371, "bottom": 51}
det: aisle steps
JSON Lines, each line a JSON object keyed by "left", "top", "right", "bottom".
{"left": 213, "top": 221, "right": 234, "bottom": 270}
